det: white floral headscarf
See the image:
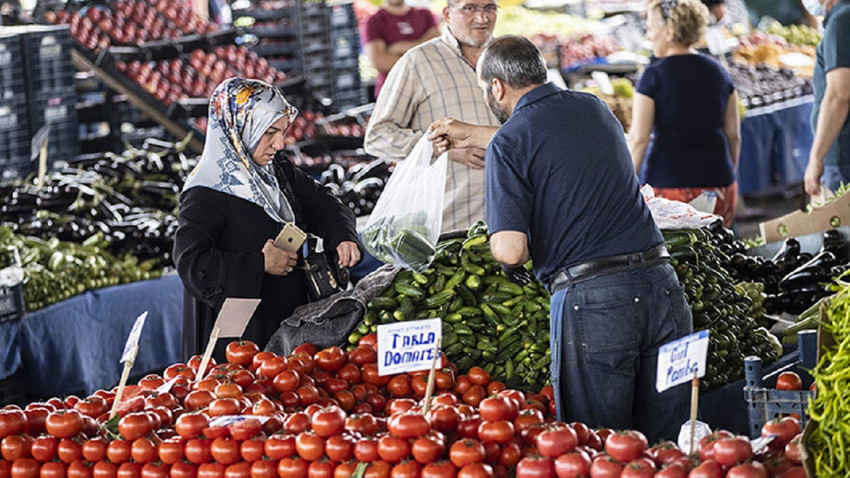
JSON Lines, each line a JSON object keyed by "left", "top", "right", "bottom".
{"left": 183, "top": 77, "right": 299, "bottom": 224}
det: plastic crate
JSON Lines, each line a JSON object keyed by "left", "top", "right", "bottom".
{"left": 0, "top": 35, "right": 26, "bottom": 101}
{"left": 0, "top": 368, "right": 26, "bottom": 406}
{"left": 21, "top": 25, "right": 75, "bottom": 94}
{"left": 743, "top": 330, "right": 817, "bottom": 438}
{"left": 0, "top": 160, "right": 32, "bottom": 184}
{"left": 0, "top": 283, "right": 25, "bottom": 324}
{"left": 328, "top": 1, "right": 357, "bottom": 30}
{"left": 0, "top": 131, "right": 30, "bottom": 165}
{"left": 333, "top": 69, "right": 360, "bottom": 91}
{"left": 0, "top": 98, "right": 28, "bottom": 133}
{"left": 29, "top": 87, "right": 78, "bottom": 131}
{"left": 329, "top": 31, "right": 359, "bottom": 62}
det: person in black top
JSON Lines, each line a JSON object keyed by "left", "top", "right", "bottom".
{"left": 174, "top": 78, "right": 362, "bottom": 363}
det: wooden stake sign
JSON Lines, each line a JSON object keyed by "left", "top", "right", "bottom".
{"left": 109, "top": 311, "right": 148, "bottom": 418}
{"left": 195, "top": 298, "right": 259, "bottom": 381}
{"left": 421, "top": 337, "right": 442, "bottom": 415}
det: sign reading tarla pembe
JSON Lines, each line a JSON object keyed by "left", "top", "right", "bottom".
{"left": 377, "top": 318, "right": 442, "bottom": 376}
{"left": 656, "top": 330, "right": 709, "bottom": 393}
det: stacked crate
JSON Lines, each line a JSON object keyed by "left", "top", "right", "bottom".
{"left": 300, "top": 0, "right": 334, "bottom": 101}
{"left": 327, "top": 0, "right": 365, "bottom": 110}
{"left": 22, "top": 25, "right": 79, "bottom": 170}
{"left": 0, "top": 31, "right": 31, "bottom": 183}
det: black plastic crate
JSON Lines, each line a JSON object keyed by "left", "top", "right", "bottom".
{"left": 330, "top": 31, "right": 359, "bottom": 62}
{"left": 0, "top": 130, "right": 30, "bottom": 164}
{"left": 21, "top": 25, "right": 75, "bottom": 94}
{"left": 0, "top": 160, "right": 32, "bottom": 184}
{"left": 331, "top": 56, "right": 359, "bottom": 71}
{"left": 0, "top": 98, "right": 28, "bottom": 133}
{"left": 333, "top": 69, "right": 360, "bottom": 91}
{"left": 0, "top": 35, "right": 26, "bottom": 101}
{"left": 303, "top": 52, "right": 332, "bottom": 71}
{"left": 29, "top": 88, "right": 78, "bottom": 131}
{"left": 251, "top": 41, "right": 299, "bottom": 57}
{"left": 0, "top": 284, "right": 25, "bottom": 324}
{"left": 328, "top": 1, "right": 356, "bottom": 30}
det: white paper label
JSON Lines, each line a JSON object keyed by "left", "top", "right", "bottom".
{"left": 656, "top": 330, "right": 709, "bottom": 392}
{"left": 209, "top": 415, "right": 271, "bottom": 427}
{"left": 377, "top": 318, "right": 442, "bottom": 376}
{"left": 214, "top": 298, "right": 261, "bottom": 337}
{"left": 120, "top": 311, "right": 148, "bottom": 363}
{"left": 155, "top": 377, "right": 180, "bottom": 395}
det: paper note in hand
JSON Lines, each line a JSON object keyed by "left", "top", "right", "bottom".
{"left": 121, "top": 311, "right": 148, "bottom": 363}
{"left": 215, "top": 298, "right": 261, "bottom": 337}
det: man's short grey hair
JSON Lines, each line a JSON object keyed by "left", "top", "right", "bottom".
{"left": 479, "top": 35, "right": 547, "bottom": 89}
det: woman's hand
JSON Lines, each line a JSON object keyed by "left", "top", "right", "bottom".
{"left": 262, "top": 240, "right": 298, "bottom": 276}
{"left": 336, "top": 241, "right": 361, "bottom": 268}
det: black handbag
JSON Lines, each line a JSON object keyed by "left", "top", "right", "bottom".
{"left": 301, "top": 239, "right": 350, "bottom": 301}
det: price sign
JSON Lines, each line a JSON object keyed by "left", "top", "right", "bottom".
{"left": 377, "top": 318, "right": 442, "bottom": 376}
{"left": 209, "top": 415, "right": 271, "bottom": 427}
{"left": 656, "top": 330, "right": 709, "bottom": 393}
{"left": 121, "top": 311, "right": 148, "bottom": 363}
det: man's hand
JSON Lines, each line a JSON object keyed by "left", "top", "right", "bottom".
{"left": 804, "top": 156, "right": 824, "bottom": 196}
{"left": 429, "top": 118, "right": 477, "bottom": 153}
{"left": 501, "top": 264, "right": 531, "bottom": 286}
{"left": 336, "top": 241, "right": 361, "bottom": 268}
{"left": 448, "top": 148, "right": 486, "bottom": 170}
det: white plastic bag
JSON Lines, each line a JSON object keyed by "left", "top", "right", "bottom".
{"left": 362, "top": 136, "right": 448, "bottom": 271}
{"left": 642, "top": 185, "right": 721, "bottom": 230}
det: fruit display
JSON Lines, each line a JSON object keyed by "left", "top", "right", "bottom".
{"left": 764, "top": 21, "right": 822, "bottom": 47}
{"left": 580, "top": 77, "right": 634, "bottom": 131}
{"left": 733, "top": 31, "right": 816, "bottom": 78}
{"left": 0, "top": 338, "right": 813, "bottom": 478}
{"left": 805, "top": 277, "right": 850, "bottom": 477}
{"left": 662, "top": 228, "right": 782, "bottom": 389}
{"left": 494, "top": 6, "right": 597, "bottom": 40}
{"left": 115, "top": 47, "right": 286, "bottom": 106}
{"left": 728, "top": 62, "right": 813, "bottom": 110}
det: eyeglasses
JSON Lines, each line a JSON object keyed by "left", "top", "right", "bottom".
{"left": 452, "top": 3, "right": 499, "bottom": 15}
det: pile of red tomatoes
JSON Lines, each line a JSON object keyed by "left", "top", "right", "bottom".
{"left": 0, "top": 338, "right": 808, "bottom": 478}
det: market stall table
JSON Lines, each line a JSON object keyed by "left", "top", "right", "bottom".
{"left": 737, "top": 96, "right": 814, "bottom": 196}
{"left": 18, "top": 273, "right": 183, "bottom": 399}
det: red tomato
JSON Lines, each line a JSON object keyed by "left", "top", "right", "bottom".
{"left": 249, "top": 459, "right": 276, "bottom": 478}
{"left": 604, "top": 430, "right": 647, "bottom": 463}
{"left": 785, "top": 433, "right": 803, "bottom": 464}
{"left": 761, "top": 417, "right": 801, "bottom": 449}
{"left": 513, "top": 410, "right": 544, "bottom": 434}
{"left": 478, "top": 398, "right": 511, "bottom": 423}
{"left": 712, "top": 436, "right": 752, "bottom": 467}
{"left": 553, "top": 450, "right": 590, "bottom": 478}
{"left": 140, "top": 463, "right": 170, "bottom": 478}
{"left": 225, "top": 341, "right": 260, "bottom": 367}
{"left": 456, "top": 416, "right": 483, "bottom": 440}
{"left": 295, "top": 386, "right": 320, "bottom": 407}
{"left": 175, "top": 413, "right": 209, "bottom": 440}
{"left": 24, "top": 407, "right": 49, "bottom": 436}
{"left": 92, "top": 461, "right": 118, "bottom": 478}
{"left": 649, "top": 441, "right": 684, "bottom": 467}
{"left": 295, "top": 432, "right": 324, "bottom": 462}
{"left": 376, "top": 435, "right": 409, "bottom": 464}
{"left": 348, "top": 346, "right": 377, "bottom": 367}
{"left": 466, "top": 368, "right": 490, "bottom": 386}
{"left": 118, "top": 413, "right": 155, "bottom": 441}
{"left": 106, "top": 441, "right": 132, "bottom": 465}
{"left": 277, "top": 457, "right": 308, "bottom": 478}
{"left": 39, "top": 461, "right": 66, "bottom": 478}
{"left": 2, "top": 435, "right": 31, "bottom": 462}
{"left": 272, "top": 370, "right": 301, "bottom": 393}
{"left": 353, "top": 438, "right": 379, "bottom": 463}
{"left": 157, "top": 437, "right": 185, "bottom": 464}
{"left": 516, "top": 455, "right": 555, "bottom": 478}
{"left": 12, "top": 458, "right": 40, "bottom": 478}
{"left": 476, "top": 421, "right": 514, "bottom": 445}
{"left": 263, "top": 434, "right": 295, "bottom": 460}
{"left": 58, "top": 438, "right": 83, "bottom": 464}
{"left": 67, "top": 461, "right": 93, "bottom": 478}
{"left": 311, "top": 406, "right": 346, "bottom": 437}
{"left": 687, "top": 459, "right": 723, "bottom": 478}
{"left": 30, "top": 436, "right": 59, "bottom": 462}
{"left": 653, "top": 462, "right": 688, "bottom": 478}
{"left": 697, "top": 431, "right": 733, "bottom": 462}
{"left": 427, "top": 406, "right": 460, "bottom": 435}
{"left": 184, "top": 439, "right": 213, "bottom": 465}
{"left": 460, "top": 387, "right": 486, "bottom": 408}
{"left": 775, "top": 372, "right": 802, "bottom": 391}
{"left": 196, "top": 463, "right": 224, "bottom": 478}
{"left": 725, "top": 462, "right": 768, "bottom": 478}
{"left": 223, "top": 462, "right": 249, "bottom": 478}
{"left": 620, "top": 457, "right": 656, "bottom": 478}
{"left": 411, "top": 436, "right": 444, "bottom": 464}
{"left": 336, "top": 364, "right": 362, "bottom": 385}
{"left": 777, "top": 466, "right": 805, "bottom": 478}
{"left": 421, "top": 460, "right": 456, "bottom": 478}
{"left": 207, "top": 399, "right": 242, "bottom": 418}
{"left": 228, "top": 419, "right": 262, "bottom": 441}
{"left": 588, "top": 455, "right": 623, "bottom": 478}
{"left": 384, "top": 376, "right": 410, "bottom": 399}
{"left": 0, "top": 409, "right": 27, "bottom": 440}
{"left": 74, "top": 397, "right": 108, "bottom": 419}
{"left": 449, "top": 440, "right": 485, "bottom": 468}
{"left": 365, "top": 394, "right": 387, "bottom": 414}
{"left": 314, "top": 347, "right": 346, "bottom": 373}
{"left": 344, "top": 414, "right": 377, "bottom": 436}
{"left": 536, "top": 425, "right": 578, "bottom": 458}
{"left": 45, "top": 411, "right": 84, "bottom": 439}
{"left": 457, "top": 463, "right": 492, "bottom": 478}
{"left": 387, "top": 412, "right": 430, "bottom": 440}
{"left": 361, "top": 365, "right": 389, "bottom": 387}
{"left": 209, "top": 439, "right": 239, "bottom": 465}
{"left": 324, "top": 435, "right": 353, "bottom": 462}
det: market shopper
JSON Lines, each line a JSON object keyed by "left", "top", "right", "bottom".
{"left": 174, "top": 78, "right": 362, "bottom": 362}
{"left": 361, "top": 0, "right": 440, "bottom": 98}
{"left": 628, "top": 0, "right": 741, "bottom": 227}
{"left": 429, "top": 36, "right": 692, "bottom": 442}
{"left": 802, "top": 0, "right": 850, "bottom": 197}
{"left": 363, "top": 0, "right": 501, "bottom": 233}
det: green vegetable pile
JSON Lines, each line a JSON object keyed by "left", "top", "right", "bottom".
{"left": 805, "top": 280, "right": 850, "bottom": 476}
{"left": 362, "top": 211, "right": 438, "bottom": 272}
{"left": 0, "top": 226, "right": 162, "bottom": 311}
{"left": 351, "top": 222, "right": 552, "bottom": 390}
{"left": 663, "top": 228, "right": 782, "bottom": 389}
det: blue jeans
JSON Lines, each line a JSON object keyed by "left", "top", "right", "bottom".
{"left": 822, "top": 164, "right": 850, "bottom": 194}
{"left": 549, "top": 261, "right": 692, "bottom": 443}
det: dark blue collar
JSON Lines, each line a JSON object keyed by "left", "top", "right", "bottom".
{"left": 514, "top": 82, "right": 562, "bottom": 114}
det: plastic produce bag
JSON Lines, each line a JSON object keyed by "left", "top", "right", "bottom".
{"left": 362, "top": 136, "right": 448, "bottom": 271}
{"left": 642, "top": 185, "right": 721, "bottom": 230}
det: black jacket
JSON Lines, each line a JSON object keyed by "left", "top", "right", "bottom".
{"left": 174, "top": 155, "right": 361, "bottom": 361}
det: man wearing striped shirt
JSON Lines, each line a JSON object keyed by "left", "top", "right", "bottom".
{"left": 364, "top": 0, "right": 501, "bottom": 233}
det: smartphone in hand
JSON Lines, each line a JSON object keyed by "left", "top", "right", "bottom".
{"left": 273, "top": 223, "right": 307, "bottom": 252}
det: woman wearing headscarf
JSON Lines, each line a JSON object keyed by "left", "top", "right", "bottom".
{"left": 174, "top": 78, "right": 362, "bottom": 362}
{"left": 628, "top": 0, "right": 741, "bottom": 227}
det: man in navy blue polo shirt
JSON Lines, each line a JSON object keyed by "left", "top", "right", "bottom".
{"left": 430, "top": 35, "right": 692, "bottom": 442}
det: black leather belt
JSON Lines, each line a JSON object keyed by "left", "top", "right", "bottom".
{"left": 549, "top": 244, "right": 670, "bottom": 293}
